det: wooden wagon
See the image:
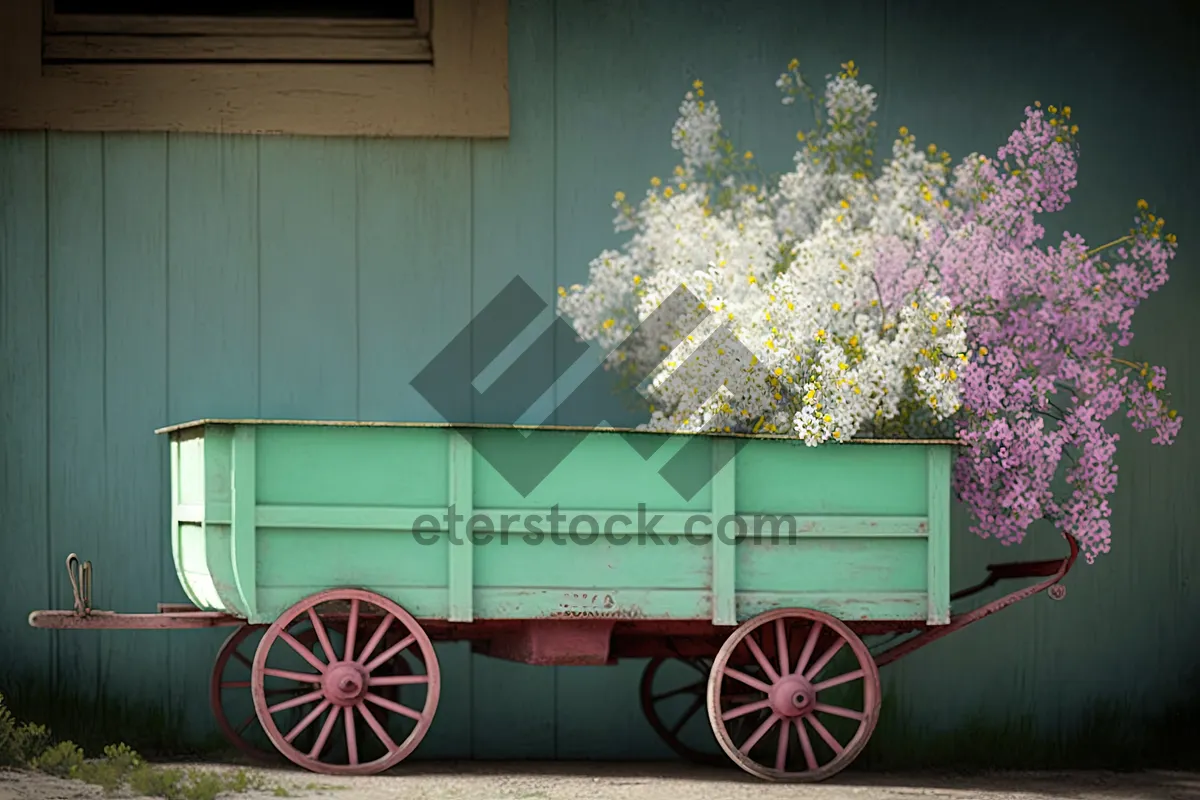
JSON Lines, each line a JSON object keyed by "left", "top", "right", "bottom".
{"left": 29, "top": 419, "right": 1077, "bottom": 782}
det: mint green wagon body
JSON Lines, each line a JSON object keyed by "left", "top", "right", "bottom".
{"left": 32, "top": 418, "right": 1077, "bottom": 781}
{"left": 162, "top": 419, "right": 953, "bottom": 628}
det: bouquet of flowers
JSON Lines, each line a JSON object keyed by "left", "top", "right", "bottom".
{"left": 556, "top": 58, "right": 1182, "bottom": 563}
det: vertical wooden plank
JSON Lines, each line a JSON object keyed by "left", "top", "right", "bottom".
{"left": 230, "top": 425, "right": 257, "bottom": 618}
{"left": 0, "top": 132, "right": 51, "bottom": 681}
{"left": 448, "top": 431, "right": 474, "bottom": 622}
{"left": 711, "top": 438, "right": 736, "bottom": 625}
{"left": 356, "top": 139, "right": 473, "bottom": 423}
{"left": 259, "top": 137, "right": 358, "bottom": 420}
{"left": 100, "top": 132, "right": 170, "bottom": 706}
{"left": 166, "top": 132, "right": 260, "bottom": 740}
{"left": 46, "top": 132, "right": 106, "bottom": 697}
{"left": 471, "top": 0, "right": 559, "bottom": 428}
{"left": 469, "top": 0, "right": 559, "bottom": 759}
{"left": 925, "top": 446, "right": 951, "bottom": 625}
{"left": 356, "top": 136, "right": 474, "bottom": 757}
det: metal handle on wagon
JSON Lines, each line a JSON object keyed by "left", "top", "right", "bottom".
{"left": 873, "top": 529, "right": 1080, "bottom": 668}
{"left": 66, "top": 553, "right": 92, "bottom": 616}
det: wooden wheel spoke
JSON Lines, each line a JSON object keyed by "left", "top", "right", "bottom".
{"left": 344, "top": 599, "right": 360, "bottom": 662}
{"left": 794, "top": 717, "right": 818, "bottom": 771}
{"left": 681, "top": 658, "right": 710, "bottom": 678}
{"left": 235, "top": 711, "right": 257, "bottom": 735}
{"left": 804, "top": 637, "right": 846, "bottom": 681}
{"left": 279, "top": 630, "right": 330, "bottom": 674}
{"left": 795, "top": 621, "right": 823, "bottom": 677}
{"left": 355, "top": 614, "right": 395, "bottom": 667}
{"left": 365, "top": 691, "right": 423, "bottom": 721}
{"left": 285, "top": 699, "right": 332, "bottom": 743}
{"left": 269, "top": 688, "right": 325, "bottom": 714}
{"left": 307, "top": 608, "right": 337, "bottom": 665}
{"left": 307, "top": 705, "right": 339, "bottom": 759}
{"left": 804, "top": 712, "right": 844, "bottom": 755}
{"left": 723, "top": 667, "right": 773, "bottom": 694}
{"left": 344, "top": 707, "right": 359, "bottom": 766}
{"left": 774, "top": 712, "right": 790, "bottom": 772}
{"left": 723, "top": 691, "right": 761, "bottom": 705}
{"left": 722, "top": 698, "right": 772, "bottom": 722}
{"left": 813, "top": 702, "right": 865, "bottom": 721}
{"left": 265, "top": 687, "right": 311, "bottom": 697}
{"left": 669, "top": 695, "right": 704, "bottom": 736}
{"left": 357, "top": 702, "right": 398, "bottom": 752}
{"left": 232, "top": 649, "right": 253, "bottom": 669}
{"left": 368, "top": 674, "right": 431, "bottom": 687}
{"left": 743, "top": 633, "right": 780, "bottom": 683}
{"left": 263, "top": 667, "right": 322, "bottom": 684}
{"left": 813, "top": 669, "right": 864, "bottom": 693}
{"left": 221, "top": 680, "right": 252, "bottom": 689}
{"left": 738, "top": 712, "right": 780, "bottom": 755}
{"left": 651, "top": 680, "right": 704, "bottom": 703}
{"left": 364, "top": 634, "right": 416, "bottom": 674}
{"left": 775, "top": 618, "right": 790, "bottom": 678}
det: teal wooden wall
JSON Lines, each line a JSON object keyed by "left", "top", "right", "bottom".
{"left": 2, "top": 0, "right": 1199, "bottom": 760}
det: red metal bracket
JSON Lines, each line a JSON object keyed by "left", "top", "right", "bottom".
{"left": 874, "top": 530, "right": 1080, "bottom": 668}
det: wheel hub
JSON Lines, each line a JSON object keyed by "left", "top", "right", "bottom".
{"left": 769, "top": 676, "right": 815, "bottom": 718}
{"left": 323, "top": 662, "right": 369, "bottom": 707}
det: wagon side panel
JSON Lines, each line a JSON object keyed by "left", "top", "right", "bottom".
{"left": 170, "top": 425, "right": 230, "bottom": 612}
{"left": 468, "top": 427, "right": 715, "bottom": 621}
{"left": 249, "top": 424, "right": 453, "bottom": 624}
{"left": 924, "top": 445, "right": 952, "bottom": 625}
{"left": 732, "top": 441, "right": 944, "bottom": 624}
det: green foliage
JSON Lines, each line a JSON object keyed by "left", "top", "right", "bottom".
{"left": 28, "top": 740, "right": 85, "bottom": 777}
{"left": 0, "top": 690, "right": 288, "bottom": 800}
{"left": 0, "top": 692, "right": 52, "bottom": 767}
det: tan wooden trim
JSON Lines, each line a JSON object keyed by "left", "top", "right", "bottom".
{"left": 414, "top": 0, "right": 431, "bottom": 36}
{"left": 43, "top": 33, "right": 432, "bottom": 62}
{"left": 44, "top": 13, "right": 421, "bottom": 37}
{"left": 0, "top": 0, "right": 508, "bottom": 137}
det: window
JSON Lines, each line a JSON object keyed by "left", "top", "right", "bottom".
{"left": 0, "top": 0, "right": 508, "bottom": 137}
{"left": 43, "top": 0, "right": 430, "bottom": 64}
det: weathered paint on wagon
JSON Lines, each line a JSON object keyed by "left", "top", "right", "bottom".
{"left": 161, "top": 420, "right": 954, "bottom": 629}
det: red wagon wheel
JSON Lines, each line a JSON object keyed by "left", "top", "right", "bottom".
{"left": 707, "top": 608, "right": 881, "bottom": 782}
{"left": 211, "top": 624, "right": 277, "bottom": 760}
{"left": 250, "top": 588, "right": 440, "bottom": 776}
{"left": 640, "top": 656, "right": 769, "bottom": 766}
{"left": 212, "top": 621, "right": 412, "bottom": 762}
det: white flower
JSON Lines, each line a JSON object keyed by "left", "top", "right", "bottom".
{"left": 557, "top": 62, "right": 971, "bottom": 442}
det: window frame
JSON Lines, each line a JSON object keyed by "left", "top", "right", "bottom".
{"left": 0, "top": 0, "right": 508, "bottom": 138}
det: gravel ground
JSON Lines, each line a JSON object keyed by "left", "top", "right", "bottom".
{"left": 3, "top": 763, "right": 1200, "bottom": 800}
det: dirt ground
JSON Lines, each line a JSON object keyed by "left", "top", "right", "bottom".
{"left": 3, "top": 763, "right": 1200, "bottom": 800}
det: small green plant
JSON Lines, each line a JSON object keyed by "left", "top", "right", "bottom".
{"left": 0, "top": 691, "right": 52, "bottom": 767}
{"left": 127, "top": 765, "right": 273, "bottom": 800}
{"left": 28, "top": 740, "right": 85, "bottom": 777}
